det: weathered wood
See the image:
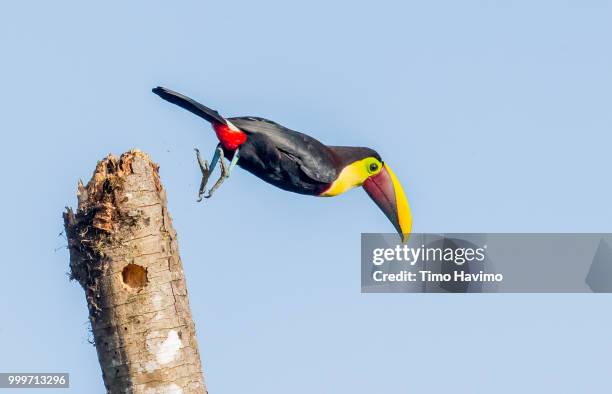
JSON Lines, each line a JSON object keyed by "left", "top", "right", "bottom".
{"left": 64, "top": 150, "right": 206, "bottom": 394}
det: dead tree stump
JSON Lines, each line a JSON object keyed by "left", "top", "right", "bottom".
{"left": 63, "top": 150, "right": 207, "bottom": 394}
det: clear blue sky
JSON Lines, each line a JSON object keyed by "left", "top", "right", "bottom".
{"left": 1, "top": 1, "right": 611, "bottom": 393}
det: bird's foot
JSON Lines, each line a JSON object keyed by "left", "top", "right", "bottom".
{"left": 204, "top": 149, "right": 228, "bottom": 199}
{"left": 195, "top": 148, "right": 211, "bottom": 202}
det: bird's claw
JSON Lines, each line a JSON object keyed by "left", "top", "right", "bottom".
{"left": 195, "top": 148, "right": 212, "bottom": 202}
{"left": 203, "top": 150, "right": 228, "bottom": 199}
{"left": 195, "top": 145, "right": 227, "bottom": 201}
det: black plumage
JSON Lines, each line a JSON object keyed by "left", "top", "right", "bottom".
{"left": 153, "top": 87, "right": 379, "bottom": 196}
{"left": 225, "top": 117, "right": 375, "bottom": 195}
{"left": 152, "top": 87, "right": 226, "bottom": 125}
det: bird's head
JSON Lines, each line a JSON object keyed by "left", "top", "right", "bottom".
{"left": 325, "top": 147, "right": 412, "bottom": 242}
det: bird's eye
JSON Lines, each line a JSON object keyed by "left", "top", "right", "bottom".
{"left": 369, "top": 163, "right": 379, "bottom": 173}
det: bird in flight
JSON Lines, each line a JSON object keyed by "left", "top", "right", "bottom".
{"left": 153, "top": 87, "right": 412, "bottom": 241}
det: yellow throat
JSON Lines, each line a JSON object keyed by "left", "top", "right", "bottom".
{"left": 321, "top": 158, "right": 374, "bottom": 197}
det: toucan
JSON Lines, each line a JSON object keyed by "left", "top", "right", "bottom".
{"left": 153, "top": 87, "right": 412, "bottom": 241}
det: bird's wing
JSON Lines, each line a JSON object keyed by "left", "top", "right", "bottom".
{"left": 228, "top": 116, "right": 338, "bottom": 183}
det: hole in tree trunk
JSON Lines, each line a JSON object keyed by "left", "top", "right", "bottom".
{"left": 122, "top": 264, "right": 147, "bottom": 289}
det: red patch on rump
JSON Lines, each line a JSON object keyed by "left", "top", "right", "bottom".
{"left": 213, "top": 123, "right": 247, "bottom": 150}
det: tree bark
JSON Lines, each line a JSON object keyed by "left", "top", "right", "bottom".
{"left": 63, "top": 150, "right": 207, "bottom": 394}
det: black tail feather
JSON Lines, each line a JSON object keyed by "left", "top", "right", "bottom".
{"left": 152, "top": 86, "right": 227, "bottom": 125}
